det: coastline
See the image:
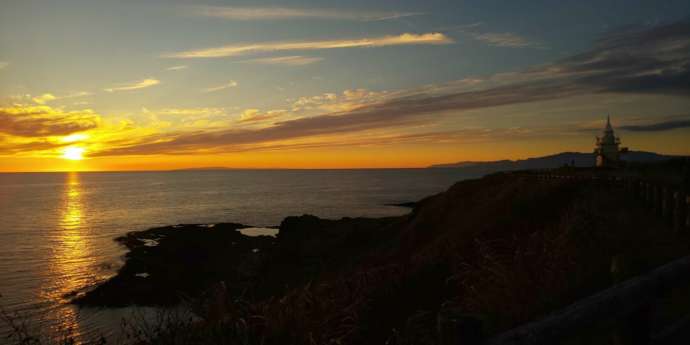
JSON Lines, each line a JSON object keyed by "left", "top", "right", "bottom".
{"left": 73, "top": 215, "right": 405, "bottom": 308}
{"left": 70, "top": 167, "right": 690, "bottom": 343}
{"left": 1, "top": 168, "right": 476, "bottom": 343}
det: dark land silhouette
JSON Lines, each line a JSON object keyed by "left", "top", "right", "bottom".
{"left": 429, "top": 150, "right": 673, "bottom": 170}
{"left": 46, "top": 157, "right": 690, "bottom": 344}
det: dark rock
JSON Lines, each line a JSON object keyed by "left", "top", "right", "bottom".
{"left": 73, "top": 216, "right": 401, "bottom": 307}
{"left": 386, "top": 202, "right": 417, "bottom": 208}
{"left": 73, "top": 223, "right": 275, "bottom": 307}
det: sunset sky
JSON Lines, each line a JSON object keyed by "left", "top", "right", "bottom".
{"left": 1, "top": 0, "right": 689, "bottom": 171}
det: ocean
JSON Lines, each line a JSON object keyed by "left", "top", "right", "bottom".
{"left": 0, "top": 169, "right": 476, "bottom": 341}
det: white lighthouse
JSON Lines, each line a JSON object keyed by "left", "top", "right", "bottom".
{"left": 594, "top": 116, "right": 627, "bottom": 167}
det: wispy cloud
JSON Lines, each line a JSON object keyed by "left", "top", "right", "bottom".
{"left": 29, "top": 91, "right": 91, "bottom": 105}
{"left": 67, "top": 91, "right": 93, "bottom": 98}
{"left": 239, "top": 109, "right": 287, "bottom": 122}
{"left": 32, "top": 93, "right": 57, "bottom": 105}
{"left": 105, "top": 78, "right": 160, "bottom": 92}
{"left": 163, "top": 33, "right": 453, "bottom": 59}
{"left": 0, "top": 61, "right": 8, "bottom": 70}
{"left": 619, "top": 118, "right": 690, "bottom": 132}
{"left": 166, "top": 65, "right": 188, "bottom": 71}
{"left": 203, "top": 80, "right": 238, "bottom": 93}
{"left": 192, "top": 6, "right": 423, "bottom": 22}
{"left": 147, "top": 107, "right": 230, "bottom": 117}
{"left": 471, "top": 32, "right": 539, "bottom": 48}
{"left": 243, "top": 55, "right": 323, "bottom": 66}
{"left": 291, "top": 88, "right": 388, "bottom": 113}
{"left": 87, "top": 19, "right": 690, "bottom": 156}
{"left": 453, "top": 23, "right": 542, "bottom": 48}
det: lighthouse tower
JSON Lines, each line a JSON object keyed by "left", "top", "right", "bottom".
{"left": 594, "top": 116, "right": 626, "bottom": 167}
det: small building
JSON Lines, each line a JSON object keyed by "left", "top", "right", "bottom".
{"left": 594, "top": 116, "right": 628, "bottom": 167}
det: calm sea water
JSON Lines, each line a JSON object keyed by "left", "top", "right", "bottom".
{"left": 0, "top": 169, "right": 475, "bottom": 341}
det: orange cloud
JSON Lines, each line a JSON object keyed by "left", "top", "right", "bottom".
{"left": 0, "top": 105, "right": 100, "bottom": 137}
{"left": 164, "top": 33, "right": 453, "bottom": 58}
{"left": 6, "top": 20, "right": 690, "bottom": 164}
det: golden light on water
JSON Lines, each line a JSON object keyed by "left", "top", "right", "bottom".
{"left": 62, "top": 172, "right": 83, "bottom": 237}
{"left": 62, "top": 147, "right": 85, "bottom": 161}
{"left": 48, "top": 172, "right": 91, "bottom": 337}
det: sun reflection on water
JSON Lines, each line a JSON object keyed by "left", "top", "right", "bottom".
{"left": 46, "top": 172, "right": 93, "bottom": 339}
{"left": 63, "top": 174, "right": 83, "bottom": 235}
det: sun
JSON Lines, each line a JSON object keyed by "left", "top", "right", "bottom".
{"left": 62, "top": 147, "right": 85, "bottom": 161}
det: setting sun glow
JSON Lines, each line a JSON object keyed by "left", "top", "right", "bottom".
{"left": 0, "top": 2, "right": 689, "bottom": 174}
{"left": 62, "top": 147, "right": 85, "bottom": 161}
{"left": 60, "top": 133, "right": 89, "bottom": 143}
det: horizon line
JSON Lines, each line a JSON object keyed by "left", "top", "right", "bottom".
{"left": 0, "top": 166, "right": 443, "bottom": 174}
{"left": 0, "top": 149, "right": 681, "bottom": 174}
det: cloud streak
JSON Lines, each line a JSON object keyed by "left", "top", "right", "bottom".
{"left": 163, "top": 33, "right": 453, "bottom": 59}
{"left": 90, "top": 19, "right": 690, "bottom": 156}
{"left": 31, "top": 91, "right": 93, "bottom": 105}
{"left": 202, "top": 80, "right": 238, "bottom": 93}
{"left": 192, "top": 6, "right": 423, "bottom": 22}
{"left": 0, "top": 137, "right": 71, "bottom": 155}
{"left": 619, "top": 118, "right": 690, "bottom": 132}
{"left": 105, "top": 78, "right": 160, "bottom": 92}
{"left": 166, "top": 65, "right": 188, "bottom": 71}
{"left": 471, "top": 32, "right": 540, "bottom": 48}
{"left": 243, "top": 55, "right": 323, "bottom": 66}
{"left": 239, "top": 109, "right": 287, "bottom": 123}
{"left": 453, "top": 23, "right": 542, "bottom": 48}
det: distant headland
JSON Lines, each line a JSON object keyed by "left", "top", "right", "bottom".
{"left": 432, "top": 117, "right": 683, "bottom": 172}
{"left": 429, "top": 150, "right": 674, "bottom": 170}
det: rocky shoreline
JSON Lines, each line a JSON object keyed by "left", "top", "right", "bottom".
{"left": 69, "top": 168, "right": 689, "bottom": 343}
{"left": 73, "top": 215, "right": 404, "bottom": 307}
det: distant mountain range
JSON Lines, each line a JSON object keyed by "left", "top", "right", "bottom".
{"left": 429, "top": 151, "right": 676, "bottom": 172}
